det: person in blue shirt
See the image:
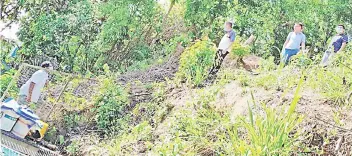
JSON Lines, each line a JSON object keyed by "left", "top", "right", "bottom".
{"left": 321, "top": 24, "right": 349, "bottom": 66}
{"left": 209, "top": 20, "right": 236, "bottom": 76}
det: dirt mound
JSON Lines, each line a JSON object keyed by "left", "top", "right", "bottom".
{"left": 223, "top": 55, "right": 262, "bottom": 72}
{"left": 118, "top": 43, "right": 185, "bottom": 84}
{"left": 154, "top": 80, "right": 352, "bottom": 155}
{"left": 241, "top": 55, "right": 261, "bottom": 71}
{"left": 263, "top": 89, "right": 352, "bottom": 154}
{"left": 116, "top": 43, "right": 185, "bottom": 107}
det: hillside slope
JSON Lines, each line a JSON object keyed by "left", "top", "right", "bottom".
{"left": 150, "top": 79, "right": 352, "bottom": 155}
{"left": 78, "top": 58, "right": 352, "bottom": 155}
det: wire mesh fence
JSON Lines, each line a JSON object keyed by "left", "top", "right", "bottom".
{"left": 1, "top": 130, "right": 59, "bottom": 156}
{"left": 1, "top": 63, "right": 101, "bottom": 155}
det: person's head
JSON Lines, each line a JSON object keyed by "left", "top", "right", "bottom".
{"left": 224, "top": 21, "right": 233, "bottom": 31}
{"left": 336, "top": 24, "right": 345, "bottom": 34}
{"left": 294, "top": 23, "right": 304, "bottom": 33}
{"left": 41, "top": 61, "right": 53, "bottom": 70}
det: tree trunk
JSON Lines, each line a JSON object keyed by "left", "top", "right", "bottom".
{"left": 0, "top": 0, "right": 4, "bottom": 19}
{"left": 165, "top": 0, "right": 176, "bottom": 21}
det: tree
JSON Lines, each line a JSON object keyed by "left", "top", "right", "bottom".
{"left": 184, "top": 0, "right": 234, "bottom": 40}
{"left": 18, "top": 0, "right": 99, "bottom": 73}
{"left": 93, "top": 0, "right": 163, "bottom": 72}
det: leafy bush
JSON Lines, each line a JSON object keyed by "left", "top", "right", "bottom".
{"left": 184, "top": 0, "right": 234, "bottom": 39}
{"left": 103, "top": 121, "right": 153, "bottom": 155}
{"left": 257, "top": 56, "right": 277, "bottom": 72}
{"left": 18, "top": 0, "right": 164, "bottom": 74}
{"left": 66, "top": 140, "right": 80, "bottom": 155}
{"left": 19, "top": 0, "right": 99, "bottom": 73}
{"left": 290, "top": 53, "right": 314, "bottom": 68}
{"left": 230, "top": 38, "right": 250, "bottom": 57}
{"left": 177, "top": 40, "right": 216, "bottom": 85}
{"left": 63, "top": 112, "right": 87, "bottom": 129}
{"left": 0, "top": 69, "right": 19, "bottom": 98}
{"left": 94, "top": 78, "right": 130, "bottom": 133}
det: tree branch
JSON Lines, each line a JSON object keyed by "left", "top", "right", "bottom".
{"left": 0, "top": 20, "right": 15, "bottom": 32}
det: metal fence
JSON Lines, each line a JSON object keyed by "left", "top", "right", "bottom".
{"left": 1, "top": 131, "right": 60, "bottom": 156}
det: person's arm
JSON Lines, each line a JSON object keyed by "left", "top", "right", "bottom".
{"left": 301, "top": 35, "right": 306, "bottom": 52}
{"left": 283, "top": 32, "right": 292, "bottom": 48}
{"left": 338, "top": 42, "right": 347, "bottom": 52}
{"left": 301, "top": 42, "right": 306, "bottom": 51}
{"left": 337, "top": 36, "right": 348, "bottom": 52}
{"left": 225, "top": 31, "right": 236, "bottom": 52}
{"left": 283, "top": 40, "right": 289, "bottom": 48}
{"left": 26, "top": 82, "right": 35, "bottom": 102}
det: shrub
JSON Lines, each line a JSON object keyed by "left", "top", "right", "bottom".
{"left": 258, "top": 56, "right": 277, "bottom": 72}
{"left": 290, "top": 53, "right": 313, "bottom": 68}
{"left": 230, "top": 38, "right": 250, "bottom": 58}
{"left": 0, "top": 69, "right": 19, "bottom": 98}
{"left": 177, "top": 40, "right": 216, "bottom": 85}
{"left": 94, "top": 78, "right": 130, "bottom": 133}
{"left": 66, "top": 140, "right": 80, "bottom": 155}
{"left": 103, "top": 121, "right": 153, "bottom": 155}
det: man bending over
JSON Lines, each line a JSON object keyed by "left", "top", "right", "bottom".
{"left": 18, "top": 61, "right": 53, "bottom": 107}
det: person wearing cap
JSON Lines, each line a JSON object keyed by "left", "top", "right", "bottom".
{"left": 321, "top": 24, "right": 349, "bottom": 66}
{"left": 209, "top": 20, "right": 236, "bottom": 75}
{"left": 282, "top": 23, "right": 306, "bottom": 65}
{"left": 17, "top": 61, "right": 53, "bottom": 106}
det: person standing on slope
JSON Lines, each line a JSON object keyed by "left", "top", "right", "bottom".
{"left": 282, "top": 23, "right": 306, "bottom": 65}
{"left": 321, "top": 24, "right": 349, "bottom": 67}
{"left": 17, "top": 61, "right": 53, "bottom": 107}
{"left": 209, "top": 20, "right": 236, "bottom": 75}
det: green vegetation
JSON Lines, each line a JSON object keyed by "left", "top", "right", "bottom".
{"left": 1, "top": 0, "right": 351, "bottom": 155}
{"left": 249, "top": 50, "right": 352, "bottom": 105}
{"left": 0, "top": 69, "right": 18, "bottom": 97}
{"left": 177, "top": 40, "right": 216, "bottom": 85}
{"left": 230, "top": 38, "right": 250, "bottom": 57}
{"left": 94, "top": 78, "right": 130, "bottom": 134}
{"left": 2, "top": 0, "right": 349, "bottom": 73}
{"left": 148, "top": 77, "right": 303, "bottom": 155}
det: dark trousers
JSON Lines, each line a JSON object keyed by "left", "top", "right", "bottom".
{"left": 209, "top": 49, "right": 229, "bottom": 76}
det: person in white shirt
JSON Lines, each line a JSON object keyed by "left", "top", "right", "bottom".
{"left": 17, "top": 61, "right": 53, "bottom": 106}
{"left": 209, "top": 20, "right": 236, "bottom": 75}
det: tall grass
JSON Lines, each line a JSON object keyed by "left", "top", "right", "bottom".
{"left": 221, "top": 75, "right": 305, "bottom": 155}
{"left": 305, "top": 50, "right": 352, "bottom": 105}
{"left": 152, "top": 75, "right": 305, "bottom": 155}
{"left": 246, "top": 49, "right": 352, "bottom": 106}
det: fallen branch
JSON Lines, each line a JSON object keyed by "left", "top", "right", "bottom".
{"left": 131, "top": 93, "right": 152, "bottom": 96}
{"left": 339, "top": 62, "right": 352, "bottom": 71}
{"left": 314, "top": 116, "right": 352, "bottom": 132}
